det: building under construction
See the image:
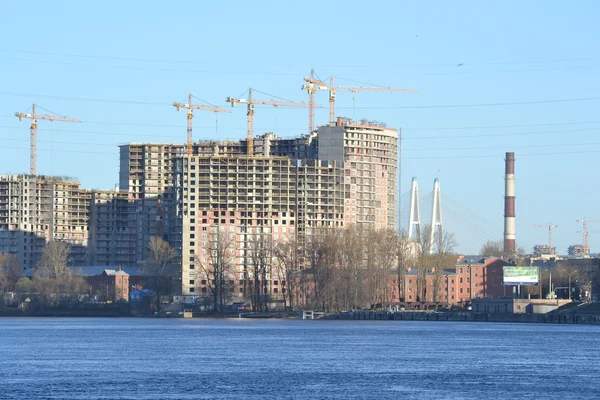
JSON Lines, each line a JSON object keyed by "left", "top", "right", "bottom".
{"left": 117, "top": 117, "right": 398, "bottom": 295}
{"left": 0, "top": 117, "right": 398, "bottom": 298}
{"left": 0, "top": 174, "right": 90, "bottom": 268}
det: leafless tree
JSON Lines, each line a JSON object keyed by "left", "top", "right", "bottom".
{"left": 0, "top": 252, "right": 22, "bottom": 293}
{"left": 147, "top": 236, "right": 177, "bottom": 313}
{"left": 273, "top": 236, "right": 299, "bottom": 311}
{"left": 395, "top": 232, "right": 414, "bottom": 303}
{"left": 248, "top": 231, "right": 273, "bottom": 312}
{"left": 415, "top": 225, "right": 434, "bottom": 303}
{"left": 38, "top": 241, "right": 71, "bottom": 278}
{"left": 369, "top": 229, "right": 397, "bottom": 308}
{"left": 432, "top": 232, "right": 458, "bottom": 307}
{"left": 480, "top": 240, "right": 504, "bottom": 258}
{"left": 198, "top": 228, "right": 235, "bottom": 314}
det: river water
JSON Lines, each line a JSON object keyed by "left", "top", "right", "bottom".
{"left": 0, "top": 318, "right": 599, "bottom": 399}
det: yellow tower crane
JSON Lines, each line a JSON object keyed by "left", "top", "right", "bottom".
{"left": 532, "top": 223, "right": 559, "bottom": 251}
{"left": 302, "top": 71, "right": 419, "bottom": 131}
{"left": 576, "top": 218, "right": 600, "bottom": 255}
{"left": 226, "top": 88, "right": 320, "bottom": 156}
{"left": 15, "top": 104, "right": 80, "bottom": 175}
{"left": 173, "top": 94, "right": 230, "bottom": 156}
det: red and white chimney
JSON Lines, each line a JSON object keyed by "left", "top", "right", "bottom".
{"left": 504, "top": 152, "right": 516, "bottom": 255}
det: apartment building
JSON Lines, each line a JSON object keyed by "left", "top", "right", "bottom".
{"left": 317, "top": 117, "right": 398, "bottom": 230}
{"left": 88, "top": 189, "right": 137, "bottom": 266}
{"left": 0, "top": 174, "right": 90, "bottom": 269}
{"left": 176, "top": 155, "right": 346, "bottom": 295}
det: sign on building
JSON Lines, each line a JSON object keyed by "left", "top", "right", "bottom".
{"left": 503, "top": 266, "right": 539, "bottom": 286}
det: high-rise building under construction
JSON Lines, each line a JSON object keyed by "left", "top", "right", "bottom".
{"left": 167, "top": 117, "right": 398, "bottom": 295}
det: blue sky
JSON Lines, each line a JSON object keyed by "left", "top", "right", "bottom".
{"left": 0, "top": 1, "right": 598, "bottom": 254}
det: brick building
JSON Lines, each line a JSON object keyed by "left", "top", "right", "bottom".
{"left": 86, "top": 267, "right": 130, "bottom": 303}
{"left": 393, "top": 257, "right": 515, "bottom": 307}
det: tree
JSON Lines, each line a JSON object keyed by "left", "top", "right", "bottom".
{"left": 480, "top": 240, "right": 504, "bottom": 258}
{"left": 0, "top": 252, "right": 22, "bottom": 293}
{"left": 272, "top": 236, "right": 300, "bottom": 311}
{"left": 198, "top": 228, "right": 235, "bottom": 314}
{"left": 395, "top": 232, "right": 414, "bottom": 303}
{"left": 432, "top": 232, "right": 458, "bottom": 306}
{"left": 248, "top": 231, "right": 273, "bottom": 312}
{"left": 415, "top": 225, "right": 434, "bottom": 303}
{"left": 147, "top": 236, "right": 177, "bottom": 313}
{"left": 14, "top": 277, "right": 34, "bottom": 294}
{"left": 35, "top": 241, "right": 86, "bottom": 306}
{"left": 38, "top": 241, "right": 71, "bottom": 278}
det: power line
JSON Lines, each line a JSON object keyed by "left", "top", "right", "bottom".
{"left": 403, "top": 149, "right": 600, "bottom": 160}
{"left": 405, "top": 139, "right": 600, "bottom": 152}
{"left": 403, "top": 120, "right": 600, "bottom": 131}
{"left": 335, "top": 96, "right": 600, "bottom": 110}
{"left": 3, "top": 91, "right": 600, "bottom": 111}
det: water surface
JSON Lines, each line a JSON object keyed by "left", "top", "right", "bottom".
{"left": 1, "top": 318, "right": 598, "bottom": 399}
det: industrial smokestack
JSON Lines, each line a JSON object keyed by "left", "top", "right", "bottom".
{"left": 504, "top": 152, "right": 516, "bottom": 256}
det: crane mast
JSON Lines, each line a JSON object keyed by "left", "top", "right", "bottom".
{"left": 173, "top": 94, "right": 230, "bottom": 156}
{"left": 576, "top": 218, "right": 600, "bottom": 255}
{"left": 532, "top": 223, "right": 559, "bottom": 251}
{"left": 226, "top": 88, "right": 317, "bottom": 156}
{"left": 15, "top": 104, "right": 80, "bottom": 175}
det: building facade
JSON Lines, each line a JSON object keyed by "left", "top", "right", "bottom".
{"left": 0, "top": 174, "right": 90, "bottom": 269}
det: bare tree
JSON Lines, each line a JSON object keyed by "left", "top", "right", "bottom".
{"left": 415, "top": 225, "right": 434, "bottom": 303}
{"left": 369, "top": 229, "right": 397, "bottom": 308}
{"left": 273, "top": 236, "right": 299, "bottom": 311}
{"left": 0, "top": 253, "right": 22, "bottom": 293}
{"left": 432, "top": 232, "right": 458, "bottom": 307}
{"left": 147, "top": 236, "right": 177, "bottom": 313}
{"left": 396, "top": 232, "right": 414, "bottom": 303}
{"left": 480, "top": 240, "right": 504, "bottom": 258}
{"left": 38, "top": 241, "right": 71, "bottom": 278}
{"left": 198, "top": 228, "right": 235, "bottom": 314}
{"left": 248, "top": 231, "right": 273, "bottom": 312}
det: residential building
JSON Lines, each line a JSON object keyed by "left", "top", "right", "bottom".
{"left": 0, "top": 174, "right": 90, "bottom": 269}
{"left": 88, "top": 189, "right": 137, "bottom": 266}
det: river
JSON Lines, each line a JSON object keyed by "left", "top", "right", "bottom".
{"left": 0, "top": 318, "right": 599, "bottom": 399}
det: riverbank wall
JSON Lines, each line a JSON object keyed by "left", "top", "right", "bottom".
{"left": 339, "top": 311, "right": 600, "bottom": 325}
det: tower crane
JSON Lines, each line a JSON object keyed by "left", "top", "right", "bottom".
{"left": 576, "top": 218, "right": 600, "bottom": 255}
{"left": 532, "top": 223, "right": 558, "bottom": 251}
{"left": 173, "top": 94, "right": 230, "bottom": 156}
{"left": 302, "top": 71, "right": 419, "bottom": 131}
{"left": 15, "top": 104, "right": 80, "bottom": 175}
{"left": 226, "top": 88, "right": 319, "bottom": 156}
{"left": 301, "top": 69, "right": 328, "bottom": 134}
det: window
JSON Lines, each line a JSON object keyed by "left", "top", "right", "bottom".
{"left": 189, "top": 288, "right": 195, "bottom": 293}
{"left": 460, "top": 288, "right": 463, "bottom": 293}
{"left": 459, "top": 278, "right": 463, "bottom": 283}
{"left": 189, "top": 280, "right": 195, "bottom": 285}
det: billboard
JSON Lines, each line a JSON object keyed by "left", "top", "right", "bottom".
{"left": 503, "top": 266, "right": 539, "bottom": 286}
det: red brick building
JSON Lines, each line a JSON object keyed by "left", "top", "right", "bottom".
{"left": 87, "top": 267, "right": 130, "bottom": 303}
{"left": 394, "top": 257, "right": 515, "bottom": 307}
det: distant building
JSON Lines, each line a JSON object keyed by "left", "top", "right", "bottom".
{"left": 0, "top": 174, "right": 90, "bottom": 269}
{"left": 533, "top": 245, "right": 556, "bottom": 257}
{"left": 394, "top": 257, "right": 516, "bottom": 306}
{"left": 568, "top": 244, "right": 587, "bottom": 258}
{"left": 86, "top": 267, "right": 130, "bottom": 302}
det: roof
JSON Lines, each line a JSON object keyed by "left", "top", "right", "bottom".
{"left": 103, "top": 269, "right": 129, "bottom": 277}
{"left": 71, "top": 266, "right": 154, "bottom": 277}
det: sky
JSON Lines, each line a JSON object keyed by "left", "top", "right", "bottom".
{"left": 0, "top": 1, "right": 599, "bottom": 255}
